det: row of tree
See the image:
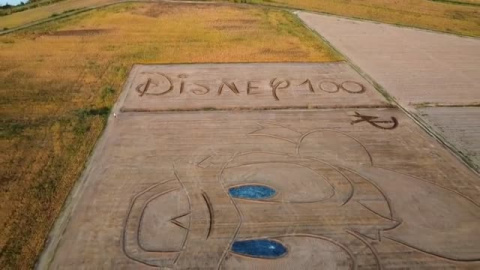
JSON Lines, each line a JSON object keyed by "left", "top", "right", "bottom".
{"left": 1, "top": 2, "right": 28, "bottom": 9}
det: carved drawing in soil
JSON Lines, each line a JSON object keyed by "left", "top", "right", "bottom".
{"left": 122, "top": 116, "right": 480, "bottom": 269}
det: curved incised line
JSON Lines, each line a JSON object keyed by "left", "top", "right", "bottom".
{"left": 173, "top": 164, "right": 193, "bottom": 264}
{"left": 259, "top": 122, "right": 303, "bottom": 135}
{"left": 201, "top": 191, "right": 214, "bottom": 239}
{"left": 357, "top": 201, "right": 397, "bottom": 222}
{"left": 170, "top": 212, "right": 191, "bottom": 230}
{"left": 372, "top": 166, "right": 480, "bottom": 208}
{"left": 271, "top": 234, "right": 358, "bottom": 270}
{"left": 247, "top": 133, "right": 298, "bottom": 144}
{"left": 295, "top": 129, "right": 374, "bottom": 166}
{"left": 346, "top": 230, "right": 382, "bottom": 270}
{"left": 217, "top": 153, "right": 243, "bottom": 270}
{"left": 137, "top": 188, "right": 182, "bottom": 252}
{"left": 121, "top": 179, "right": 178, "bottom": 267}
{"left": 248, "top": 122, "right": 302, "bottom": 145}
{"left": 226, "top": 151, "right": 354, "bottom": 205}
{"left": 308, "top": 157, "right": 355, "bottom": 206}
{"left": 384, "top": 236, "right": 480, "bottom": 262}
{"left": 337, "top": 165, "right": 395, "bottom": 220}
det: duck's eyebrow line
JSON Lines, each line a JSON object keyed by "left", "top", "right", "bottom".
{"left": 201, "top": 191, "right": 214, "bottom": 239}
{"left": 170, "top": 212, "right": 190, "bottom": 230}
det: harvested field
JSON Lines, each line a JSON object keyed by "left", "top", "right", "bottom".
{"left": 0, "top": 2, "right": 339, "bottom": 268}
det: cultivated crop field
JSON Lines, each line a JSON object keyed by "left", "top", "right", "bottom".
{"left": 0, "top": 2, "right": 340, "bottom": 268}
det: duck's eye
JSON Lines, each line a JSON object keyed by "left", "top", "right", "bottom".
{"left": 223, "top": 162, "right": 335, "bottom": 203}
{"left": 228, "top": 185, "right": 276, "bottom": 200}
{"left": 231, "top": 239, "right": 287, "bottom": 258}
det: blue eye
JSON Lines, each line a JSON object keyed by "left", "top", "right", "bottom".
{"left": 231, "top": 239, "right": 287, "bottom": 258}
{"left": 228, "top": 185, "right": 276, "bottom": 200}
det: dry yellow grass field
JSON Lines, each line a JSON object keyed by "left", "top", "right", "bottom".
{"left": 2, "top": 0, "right": 479, "bottom": 36}
{"left": 241, "top": 0, "right": 480, "bottom": 36}
{"left": 0, "top": 2, "right": 339, "bottom": 268}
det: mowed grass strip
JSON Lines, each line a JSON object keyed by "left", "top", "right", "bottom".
{"left": 229, "top": 0, "right": 480, "bottom": 36}
{"left": 0, "top": 2, "right": 339, "bottom": 268}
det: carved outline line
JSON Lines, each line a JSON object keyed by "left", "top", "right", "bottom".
{"left": 248, "top": 123, "right": 302, "bottom": 145}
{"left": 272, "top": 234, "right": 357, "bottom": 270}
{"left": 201, "top": 191, "right": 214, "bottom": 239}
{"left": 173, "top": 163, "right": 193, "bottom": 264}
{"left": 197, "top": 155, "right": 213, "bottom": 168}
{"left": 356, "top": 201, "right": 396, "bottom": 222}
{"left": 260, "top": 122, "right": 303, "bottom": 135}
{"left": 369, "top": 166, "right": 480, "bottom": 208}
{"left": 121, "top": 178, "right": 178, "bottom": 268}
{"left": 216, "top": 153, "right": 243, "bottom": 270}
{"left": 137, "top": 187, "right": 183, "bottom": 252}
{"left": 170, "top": 212, "right": 191, "bottom": 230}
{"left": 346, "top": 230, "right": 382, "bottom": 270}
{"left": 384, "top": 236, "right": 480, "bottom": 262}
{"left": 238, "top": 122, "right": 480, "bottom": 264}
{"left": 335, "top": 165, "right": 395, "bottom": 220}
{"left": 296, "top": 129, "right": 374, "bottom": 166}
{"left": 226, "top": 150, "right": 354, "bottom": 205}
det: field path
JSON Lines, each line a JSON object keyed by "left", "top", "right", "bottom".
{"left": 298, "top": 11, "right": 480, "bottom": 172}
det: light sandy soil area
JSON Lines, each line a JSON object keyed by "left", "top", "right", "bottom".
{"left": 298, "top": 11, "right": 480, "bottom": 172}
{"left": 298, "top": 12, "right": 480, "bottom": 107}
{"left": 40, "top": 63, "right": 480, "bottom": 269}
